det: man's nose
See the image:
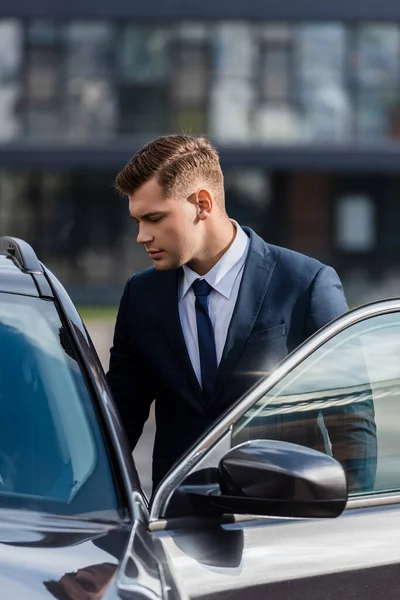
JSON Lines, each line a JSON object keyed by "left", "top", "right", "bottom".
{"left": 136, "top": 224, "right": 154, "bottom": 245}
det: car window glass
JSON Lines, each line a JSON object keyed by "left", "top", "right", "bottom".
{"left": 0, "top": 292, "right": 118, "bottom": 515}
{"left": 233, "top": 312, "right": 400, "bottom": 496}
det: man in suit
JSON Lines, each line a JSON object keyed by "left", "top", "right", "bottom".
{"left": 107, "top": 135, "right": 376, "bottom": 492}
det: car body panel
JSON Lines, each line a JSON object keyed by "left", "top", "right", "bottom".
{"left": 0, "top": 510, "right": 130, "bottom": 600}
{"left": 157, "top": 502, "right": 400, "bottom": 599}
{"left": 0, "top": 508, "right": 183, "bottom": 600}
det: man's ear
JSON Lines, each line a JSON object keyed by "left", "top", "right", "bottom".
{"left": 197, "top": 189, "right": 213, "bottom": 220}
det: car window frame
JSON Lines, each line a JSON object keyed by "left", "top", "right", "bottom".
{"left": 149, "top": 297, "right": 400, "bottom": 522}
{"left": 11, "top": 264, "right": 144, "bottom": 522}
{"left": 0, "top": 288, "right": 138, "bottom": 517}
{"left": 44, "top": 266, "right": 148, "bottom": 521}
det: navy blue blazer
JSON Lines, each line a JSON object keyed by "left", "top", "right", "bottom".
{"left": 107, "top": 227, "right": 376, "bottom": 491}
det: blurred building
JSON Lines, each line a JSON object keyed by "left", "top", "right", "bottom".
{"left": 1, "top": 1, "right": 400, "bottom": 303}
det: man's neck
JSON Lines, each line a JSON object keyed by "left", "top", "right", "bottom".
{"left": 187, "top": 220, "right": 236, "bottom": 276}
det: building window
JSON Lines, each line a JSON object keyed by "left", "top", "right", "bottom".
{"left": 0, "top": 20, "right": 22, "bottom": 142}
{"left": 119, "top": 26, "right": 169, "bottom": 83}
{"left": 66, "top": 22, "right": 117, "bottom": 141}
{"left": 352, "top": 25, "right": 400, "bottom": 141}
{"left": 297, "top": 23, "right": 350, "bottom": 142}
{"left": 254, "top": 23, "right": 300, "bottom": 143}
{"left": 336, "top": 195, "right": 375, "bottom": 252}
{"left": 22, "top": 20, "right": 64, "bottom": 140}
{"left": 117, "top": 25, "right": 170, "bottom": 134}
{"left": 259, "top": 47, "right": 291, "bottom": 102}
{"left": 209, "top": 22, "right": 256, "bottom": 143}
{"left": 25, "top": 48, "right": 61, "bottom": 104}
{"left": 170, "top": 23, "right": 210, "bottom": 134}
{"left": 259, "top": 24, "right": 292, "bottom": 103}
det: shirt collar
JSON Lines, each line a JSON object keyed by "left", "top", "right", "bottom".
{"left": 180, "top": 221, "right": 249, "bottom": 301}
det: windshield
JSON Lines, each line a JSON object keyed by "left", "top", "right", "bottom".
{"left": 0, "top": 292, "right": 119, "bottom": 517}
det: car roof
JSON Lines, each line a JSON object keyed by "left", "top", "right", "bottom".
{"left": 0, "top": 254, "right": 39, "bottom": 296}
{"left": 0, "top": 237, "right": 53, "bottom": 298}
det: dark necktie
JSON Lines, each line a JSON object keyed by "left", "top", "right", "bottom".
{"left": 192, "top": 278, "right": 218, "bottom": 400}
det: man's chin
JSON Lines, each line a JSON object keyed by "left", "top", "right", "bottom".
{"left": 153, "top": 259, "right": 176, "bottom": 271}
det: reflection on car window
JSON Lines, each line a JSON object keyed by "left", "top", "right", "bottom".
{"left": 233, "top": 312, "right": 400, "bottom": 496}
{"left": 0, "top": 293, "right": 118, "bottom": 515}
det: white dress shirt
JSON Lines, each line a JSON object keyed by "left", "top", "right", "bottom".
{"left": 178, "top": 222, "right": 249, "bottom": 387}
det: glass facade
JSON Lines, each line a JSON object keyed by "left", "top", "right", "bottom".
{"left": 2, "top": 17, "right": 400, "bottom": 304}
{"left": 2, "top": 19, "right": 400, "bottom": 145}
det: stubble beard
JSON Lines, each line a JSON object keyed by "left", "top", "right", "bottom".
{"left": 153, "top": 255, "right": 183, "bottom": 271}
{"left": 153, "top": 242, "right": 193, "bottom": 271}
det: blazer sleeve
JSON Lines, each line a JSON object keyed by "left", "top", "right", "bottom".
{"left": 304, "top": 265, "right": 349, "bottom": 337}
{"left": 106, "top": 279, "right": 155, "bottom": 452}
{"left": 305, "top": 266, "right": 377, "bottom": 492}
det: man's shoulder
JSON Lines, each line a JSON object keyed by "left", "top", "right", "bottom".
{"left": 259, "top": 242, "right": 340, "bottom": 295}
{"left": 266, "top": 242, "right": 326, "bottom": 274}
{"left": 246, "top": 228, "right": 325, "bottom": 272}
{"left": 245, "top": 226, "right": 327, "bottom": 274}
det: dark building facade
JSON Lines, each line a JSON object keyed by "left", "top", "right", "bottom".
{"left": 2, "top": 0, "right": 400, "bottom": 303}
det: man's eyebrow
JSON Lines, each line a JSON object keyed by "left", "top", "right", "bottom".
{"left": 130, "top": 211, "right": 167, "bottom": 221}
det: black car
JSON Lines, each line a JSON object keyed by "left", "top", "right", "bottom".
{"left": 1, "top": 236, "right": 400, "bottom": 600}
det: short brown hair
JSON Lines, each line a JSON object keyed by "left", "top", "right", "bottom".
{"left": 115, "top": 135, "right": 225, "bottom": 209}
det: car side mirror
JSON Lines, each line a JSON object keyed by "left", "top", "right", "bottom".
{"left": 208, "top": 439, "right": 348, "bottom": 519}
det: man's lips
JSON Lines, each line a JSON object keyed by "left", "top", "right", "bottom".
{"left": 147, "top": 250, "right": 164, "bottom": 258}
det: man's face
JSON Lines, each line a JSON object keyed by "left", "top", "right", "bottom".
{"left": 129, "top": 178, "right": 201, "bottom": 271}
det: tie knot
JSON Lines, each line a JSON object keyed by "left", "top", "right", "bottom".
{"left": 192, "top": 279, "right": 213, "bottom": 297}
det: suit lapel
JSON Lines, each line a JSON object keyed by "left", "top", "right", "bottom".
{"left": 160, "top": 269, "right": 205, "bottom": 407}
{"left": 211, "top": 229, "right": 277, "bottom": 405}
